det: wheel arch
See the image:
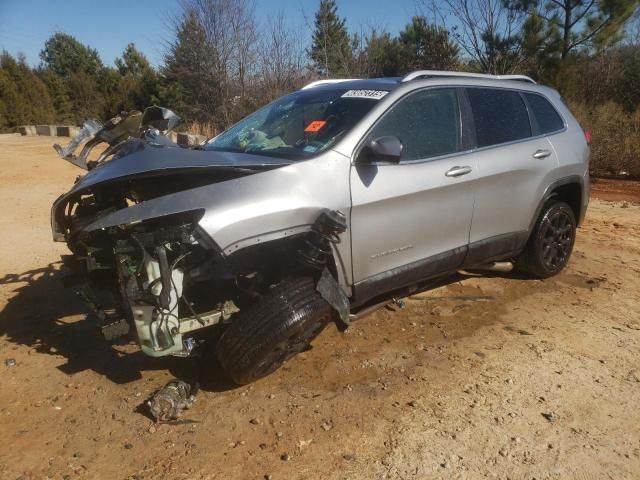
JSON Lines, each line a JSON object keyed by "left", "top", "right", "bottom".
{"left": 220, "top": 221, "right": 352, "bottom": 296}
{"left": 529, "top": 175, "right": 585, "bottom": 233}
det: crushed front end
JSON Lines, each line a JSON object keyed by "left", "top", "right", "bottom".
{"left": 50, "top": 107, "right": 274, "bottom": 357}
{"left": 59, "top": 204, "right": 238, "bottom": 356}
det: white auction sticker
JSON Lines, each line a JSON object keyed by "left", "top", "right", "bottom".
{"left": 341, "top": 90, "right": 389, "bottom": 100}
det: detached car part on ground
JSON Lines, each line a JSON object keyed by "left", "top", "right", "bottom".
{"left": 51, "top": 71, "right": 590, "bottom": 387}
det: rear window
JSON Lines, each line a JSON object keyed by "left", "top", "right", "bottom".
{"left": 524, "top": 93, "right": 564, "bottom": 134}
{"left": 467, "top": 88, "right": 531, "bottom": 148}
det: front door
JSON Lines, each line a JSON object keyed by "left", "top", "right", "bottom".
{"left": 349, "top": 88, "right": 475, "bottom": 303}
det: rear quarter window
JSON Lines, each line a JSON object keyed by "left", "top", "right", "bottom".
{"left": 524, "top": 93, "right": 565, "bottom": 134}
{"left": 467, "top": 88, "right": 531, "bottom": 148}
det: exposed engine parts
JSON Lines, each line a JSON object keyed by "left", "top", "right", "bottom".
{"left": 297, "top": 210, "right": 347, "bottom": 270}
{"left": 147, "top": 380, "right": 196, "bottom": 422}
{"left": 59, "top": 204, "right": 350, "bottom": 360}
{"left": 112, "top": 224, "right": 238, "bottom": 357}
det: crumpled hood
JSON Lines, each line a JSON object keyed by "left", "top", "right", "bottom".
{"left": 68, "top": 140, "right": 293, "bottom": 194}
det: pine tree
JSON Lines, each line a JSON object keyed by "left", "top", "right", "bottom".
{"left": 364, "top": 32, "right": 402, "bottom": 77}
{"left": 115, "top": 43, "right": 152, "bottom": 77}
{"left": 0, "top": 52, "right": 55, "bottom": 130}
{"left": 39, "top": 70, "right": 73, "bottom": 123}
{"left": 512, "top": 0, "right": 639, "bottom": 60}
{"left": 40, "top": 33, "right": 103, "bottom": 78}
{"left": 161, "top": 11, "right": 221, "bottom": 124}
{"left": 309, "top": 0, "right": 352, "bottom": 77}
{"left": 398, "top": 17, "right": 459, "bottom": 72}
{"left": 40, "top": 33, "right": 107, "bottom": 123}
{"left": 113, "top": 43, "right": 159, "bottom": 114}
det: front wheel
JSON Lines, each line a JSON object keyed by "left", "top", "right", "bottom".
{"left": 517, "top": 201, "right": 576, "bottom": 278}
{"left": 216, "top": 277, "right": 333, "bottom": 385}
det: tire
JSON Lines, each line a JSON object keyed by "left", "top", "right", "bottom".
{"left": 517, "top": 200, "right": 576, "bottom": 278}
{"left": 216, "top": 277, "right": 333, "bottom": 385}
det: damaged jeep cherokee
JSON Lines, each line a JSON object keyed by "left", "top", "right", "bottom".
{"left": 51, "top": 71, "right": 590, "bottom": 385}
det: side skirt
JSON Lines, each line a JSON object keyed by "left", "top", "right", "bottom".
{"left": 463, "top": 231, "right": 529, "bottom": 268}
{"left": 352, "top": 246, "right": 467, "bottom": 307}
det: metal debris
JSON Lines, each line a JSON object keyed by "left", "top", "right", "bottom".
{"left": 147, "top": 380, "right": 196, "bottom": 422}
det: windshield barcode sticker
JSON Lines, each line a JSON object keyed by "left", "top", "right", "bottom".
{"left": 341, "top": 90, "right": 389, "bottom": 100}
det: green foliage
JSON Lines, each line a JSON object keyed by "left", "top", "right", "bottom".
{"left": 39, "top": 70, "right": 73, "bottom": 123}
{"left": 0, "top": 33, "right": 166, "bottom": 130}
{"left": 115, "top": 43, "right": 152, "bottom": 77}
{"left": 40, "top": 32, "right": 103, "bottom": 78}
{"left": 0, "top": 51, "right": 55, "bottom": 130}
{"left": 512, "top": 0, "right": 639, "bottom": 61}
{"left": 309, "top": 0, "right": 352, "bottom": 76}
{"left": 39, "top": 34, "right": 162, "bottom": 124}
{"left": 110, "top": 44, "right": 160, "bottom": 116}
{"left": 0, "top": 0, "right": 638, "bottom": 180}
{"left": 364, "top": 31, "right": 403, "bottom": 76}
{"left": 398, "top": 17, "right": 460, "bottom": 72}
{"left": 160, "top": 11, "right": 221, "bottom": 124}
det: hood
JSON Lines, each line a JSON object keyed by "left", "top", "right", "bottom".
{"left": 68, "top": 140, "right": 293, "bottom": 194}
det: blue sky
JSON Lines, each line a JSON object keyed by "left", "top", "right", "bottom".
{"left": 0, "top": 0, "right": 423, "bottom": 68}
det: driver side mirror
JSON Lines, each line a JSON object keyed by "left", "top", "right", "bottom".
{"left": 358, "top": 136, "right": 403, "bottom": 164}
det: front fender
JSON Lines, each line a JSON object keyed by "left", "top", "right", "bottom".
{"left": 86, "top": 151, "right": 354, "bottom": 287}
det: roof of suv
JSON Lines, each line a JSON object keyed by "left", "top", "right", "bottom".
{"left": 303, "top": 77, "right": 402, "bottom": 91}
{"left": 302, "top": 70, "right": 538, "bottom": 93}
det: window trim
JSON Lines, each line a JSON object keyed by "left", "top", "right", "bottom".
{"left": 352, "top": 86, "right": 467, "bottom": 165}
{"left": 455, "top": 87, "right": 568, "bottom": 157}
{"left": 351, "top": 85, "right": 568, "bottom": 166}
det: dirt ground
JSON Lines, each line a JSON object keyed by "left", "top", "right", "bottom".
{"left": 1, "top": 136, "right": 639, "bottom": 480}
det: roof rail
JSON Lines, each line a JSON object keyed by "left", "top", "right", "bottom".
{"left": 401, "top": 70, "right": 536, "bottom": 84}
{"left": 301, "top": 79, "right": 362, "bottom": 90}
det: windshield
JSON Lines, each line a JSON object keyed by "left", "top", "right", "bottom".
{"left": 204, "top": 88, "right": 388, "bottom": 159}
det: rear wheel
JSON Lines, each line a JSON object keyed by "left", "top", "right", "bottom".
{"left": 517, "top": 201, "right": 576, "bottom": 278}
{"left": 216, "top": 277, "right": 333, "bottom": 385}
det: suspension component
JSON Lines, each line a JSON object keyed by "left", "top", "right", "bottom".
{"left": 297, "top": 210, "right": 347, "bottom": 269}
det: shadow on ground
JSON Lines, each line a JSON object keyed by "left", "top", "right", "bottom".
{"left": 0, "top": 263, "right": 235, "bottom": 392}
{"left": 1, "top": 262, "right": 552, "bottom": 396}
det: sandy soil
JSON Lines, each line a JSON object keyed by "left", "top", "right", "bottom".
{"left": 1, "top": 136, "right": 639, "bottom": 480}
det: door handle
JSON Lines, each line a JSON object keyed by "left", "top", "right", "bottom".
{"left": 532, "top": 149, "right": 552, "bottom": 159}
{"left": 445, "top": 166, "right": 472, "bottom": 177}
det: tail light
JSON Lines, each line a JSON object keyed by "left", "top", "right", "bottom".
{"left": 584, "top": 129, "right": 592, "bottom": 145}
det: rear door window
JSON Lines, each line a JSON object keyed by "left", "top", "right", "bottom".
{"left": 466, "top": 88, "right": 531, "bottom": 148}
{"left": 524, "top": 93, "right": 564, "bottom": 134}
{"left": 368, "top": 88, "right": 461, "bottom": 161}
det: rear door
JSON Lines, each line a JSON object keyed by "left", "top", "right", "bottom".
{"left": 349, "top": 88, "right": 476, "bottom": 302}
{"left": 462, "top": 87, "right": 559, "bottom": 266}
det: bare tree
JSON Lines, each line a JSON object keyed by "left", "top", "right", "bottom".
{"left": 419, "top": 0, "right": 527, "bottom": 74}
{"left": 178, "top": 0, "right": 258, "bottom": 125}
{"left": 257, "top": 12, "right": 309, "bottom": 100}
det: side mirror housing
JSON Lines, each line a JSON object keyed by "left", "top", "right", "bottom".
{"left": 358, "top": 136, "right": 403, "bottom": 164}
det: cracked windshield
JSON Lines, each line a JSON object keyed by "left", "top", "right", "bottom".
{"left": 205, "top": 88, "right": 388, "bottom": 159}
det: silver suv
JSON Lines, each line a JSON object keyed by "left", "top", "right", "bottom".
{"left": 51, "top": 70, "right": 590, "bottom": 385}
